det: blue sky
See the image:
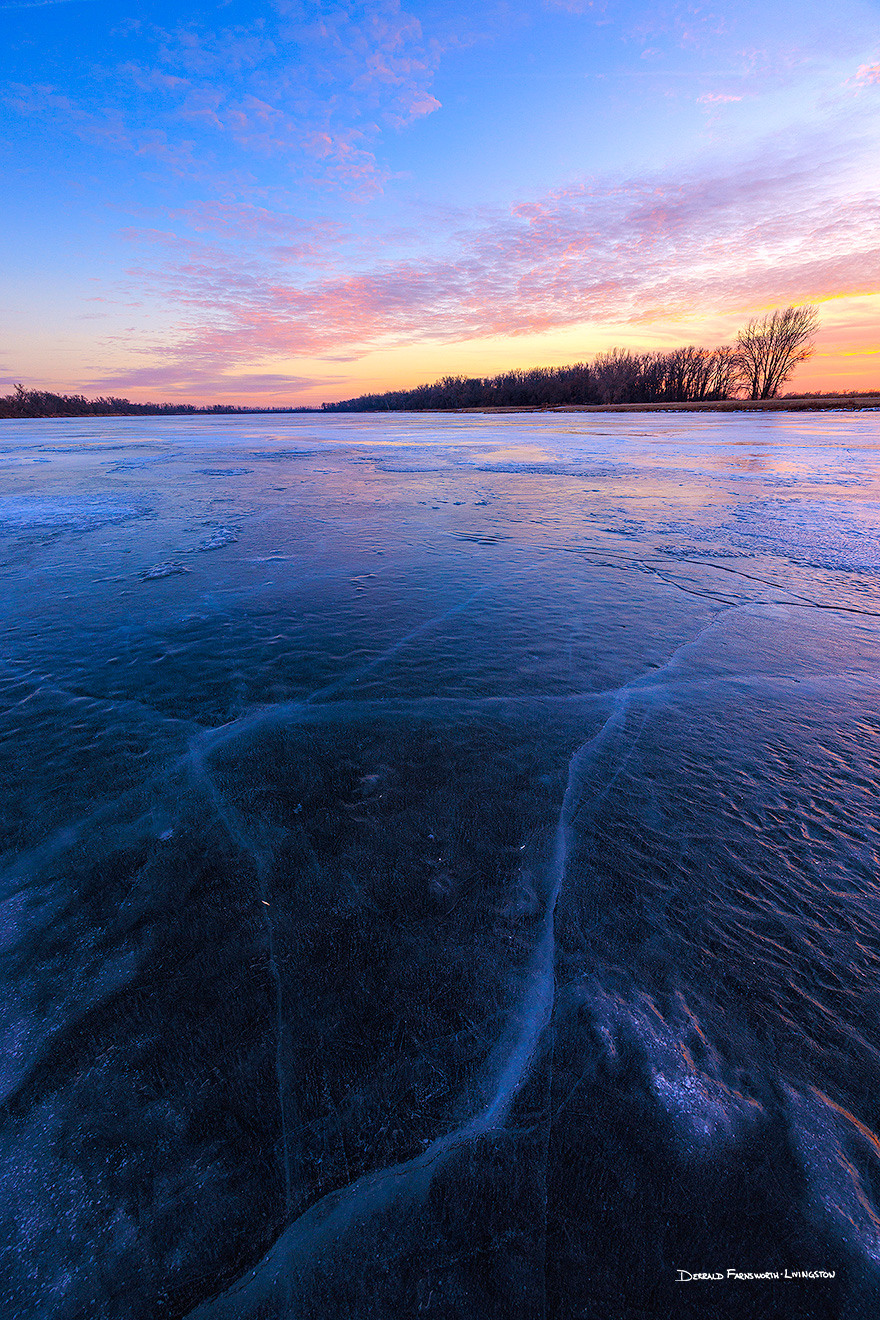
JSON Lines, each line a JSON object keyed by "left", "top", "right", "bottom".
{"left": 2, "top": 0, "right": 879, "bottom": 402}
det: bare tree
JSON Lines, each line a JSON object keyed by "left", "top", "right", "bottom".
{"left": 735, "top": 304, "right": 819, "bottom": 399}
{"left": 592, "top": 348, "right": 643, "bottom": 404}
{"left": 705, "top": 346, "right": 740, "bottom": 400}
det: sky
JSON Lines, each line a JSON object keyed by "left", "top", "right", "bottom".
{"left": 1, "top": 0, "right": 879, "bottom": 404}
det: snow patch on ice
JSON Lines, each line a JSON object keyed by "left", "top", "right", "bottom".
{"left": 0, "top": 497, "right": 152, "bottom": 532}
{"left": 140, "top": 562, "right": 191, "bottom": 581}
{"left": 198, "top": 527, "right": 239, "bottom": 551}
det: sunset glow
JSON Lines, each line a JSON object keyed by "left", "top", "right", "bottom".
{"left": 2, "top": 0, "right": 878, "bottom": 403}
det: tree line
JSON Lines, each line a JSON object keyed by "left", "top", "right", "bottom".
{"left": 0, "top": 385, "right": 312, "bottom": 419}
{"left": 323, "top": 305, "right": 820, "bottom": 412}
{"left": 1, "top": 305, "right": 822, "bottom": 417}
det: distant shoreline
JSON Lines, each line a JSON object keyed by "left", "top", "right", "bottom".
{"left": 2, "top": 393, "right": 877, "bottom": 420}
{"left": 451, "top": 395, "right": 880, "bottom": 414}
{"left": 0, "top": 408, "right": 318, "bottom": 419}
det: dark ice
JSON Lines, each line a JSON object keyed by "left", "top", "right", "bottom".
{"left": 2, "top": 410, "right": 880, "bottom": 1319}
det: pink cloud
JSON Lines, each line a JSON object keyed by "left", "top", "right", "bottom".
{"left": 855, "top": 62, "right": 880, "bottom": 85}
{"left": 4, "top": 81, "right": 201, "bottom": 173}
{"left": 119, "top": 63, "right": 189, "bottom": 94}
{"left": 544, "top": 0, "right": 733, "bottom": 51}
{"left": 112, "top": 122, "right": 878, "bottom": 383}
{"left": 176, "top": 202, "right": 344, "bottom": 255}
{"left": 83, "top": 364, "right": 332, "bottom": 397}
{"left": 697, "top": 92, "right": 743, "bottom": 104}
{"left": 5, "top": 2, "right": 442, "bottom": 195}
{"left": 144, "top": 0, "right": 444, "bottom": 182}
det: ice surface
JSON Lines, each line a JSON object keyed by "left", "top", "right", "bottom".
{"left": 0, "top": 495, "right": 151, "bottom": 531}
{"left": 2, "top": 409, "right": 880, "bottom": 1319}
{"left": 141, "top": 561, "right": 192, "bottom": 580}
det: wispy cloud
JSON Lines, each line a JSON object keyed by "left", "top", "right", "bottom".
{"left": 4, "top": 1, "right": 443, "bottom": 194}
{"left": 543, "top": 0, "right": 732, "bottom": 49}
{"left": 0, "top": 0, "right": 96, "bottom": 9}
{"left": 5, "top": 82, "right": 201, "bottom": 173}
{"left": 83, "top": 364, "right": 336, "bottom": 397}
{"left": 109, "top": 113, "right": 877, "bottom": 385}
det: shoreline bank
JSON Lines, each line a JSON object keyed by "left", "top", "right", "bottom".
{"left": 451, "top": 395, "right": 880, "bottom": 414}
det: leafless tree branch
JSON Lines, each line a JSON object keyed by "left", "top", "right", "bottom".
{"left": 735, "top": 305, "right": 819, "bottom": 400}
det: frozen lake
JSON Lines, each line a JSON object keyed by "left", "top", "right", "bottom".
{"left": 2, "top": 410, "right": 880, "bottom": 1318}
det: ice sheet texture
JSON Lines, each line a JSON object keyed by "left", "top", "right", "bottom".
{"left": 2, "top": 410, "right": 880, "bottom": 1319}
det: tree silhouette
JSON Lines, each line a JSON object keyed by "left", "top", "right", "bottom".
{"left": 0, "top": 386, "right": 311, "bottom": 418}
{"left": 735, "top": 304, "right": 819, "bottom": 399}
{"left": 2, "top": 309, "right": 827, "bottom": 417}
